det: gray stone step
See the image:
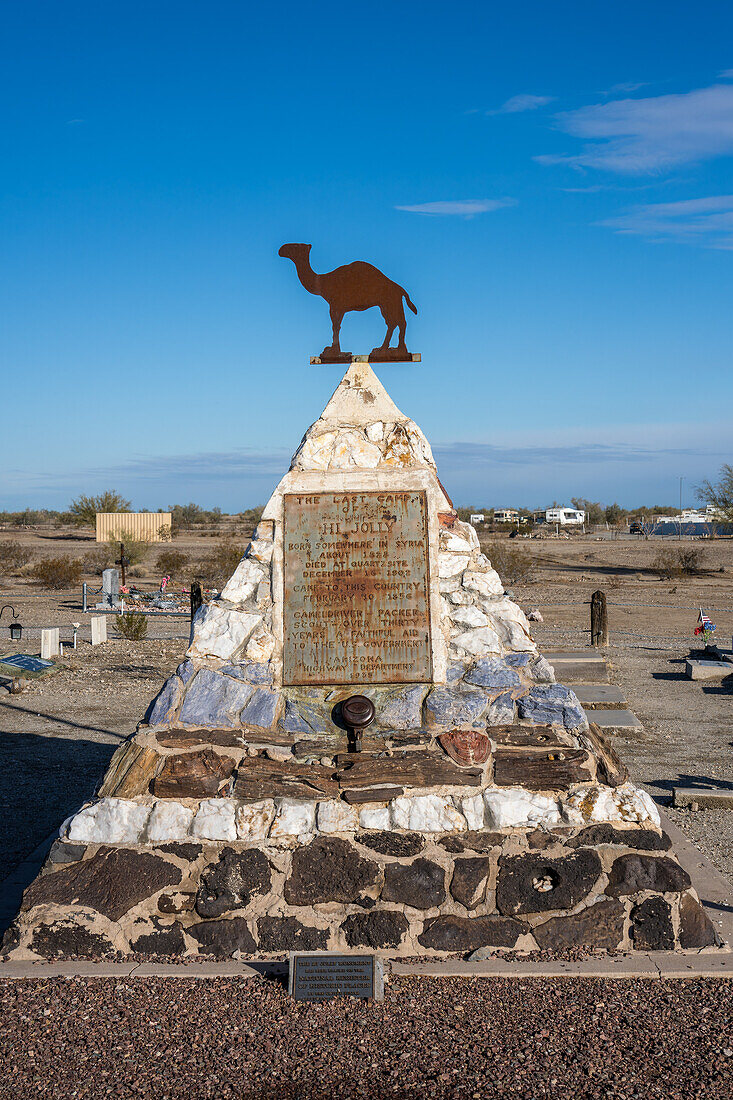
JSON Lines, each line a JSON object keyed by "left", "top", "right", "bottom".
{"left": 572, "top": 683, "right": 627, "bottom": 709}
{"left": 685, "top": 659, "right": 733, "bottom": 681}
{"left": 583, "top": 708, "right": 643, "bottom": 733}
{"left": 673, "top": 787, "right": 733, "bottom": 810}
{"left": 548, "top": 659, "right": 609, "bottom": 684}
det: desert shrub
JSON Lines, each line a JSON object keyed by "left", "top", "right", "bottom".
{"left": 69, "top": 490, "right": 131, "bottom": 528}
{"left": 652, "top": 548, "right": 704, "bottom": 579}
{"left": 105, "top": 532, "right": 150, "bottom": 566}
{"left": 30, "top": 555, "right": 84, "bottom": 589}
{"left": 82, "top": 545, "right": 113, "bottom": 574}
{"left": 0, "top": 540, "right": 35, "bottom": 572}
{"left": 156, "top": 549, "right": 188, "bottom": 574}
{"left": 197, "top": 538, "right": 243, "bottom": 587}
{"left": 483, "top": 540, "right": 533, "bottom": 585}
{"left": 112, "top": 611, "right": 148, "bottom": 640}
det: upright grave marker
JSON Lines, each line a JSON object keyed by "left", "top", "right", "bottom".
{"left": 40, "top": 628, "right": 59, "bottom": 660}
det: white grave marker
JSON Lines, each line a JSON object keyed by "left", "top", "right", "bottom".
{"left": 40, "top": 628, "right": 60, "bottom": 659}
{"left": 91, "top": 616, "right": 108, "bottom": 646}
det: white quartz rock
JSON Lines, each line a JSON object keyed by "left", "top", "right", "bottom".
{"left": 358, "top": 804, "right": 392, "bottom": 830}
{"left": 365, "top": 421, "right": 384, "bottom": 442}
{"left": 317, "top": 800, "right": 359, "bottom": 833}
{"left": 220, "top": 558, "right": 267, "bottom": 604}
{"left": 330, "top": 430, "right": 382, "bottom": 469}
{"left": 270, "top": 799, "right": 317, "bottom": 837}
{"left": 391, "top": 794, "right": 467, "bottom": 833}
{"left": 450, "top": 625, "right": 502, "bottom": 656}
{"left": 67, "top": 798, "right": 151, "bottom": 844}
{"left": 463, "top": 570, "right": 504, "bottom": 598}
{"left": 293, "top": 430, "right": 337, "bottom": 470}
{"left": 439, "top": 552, "right": 470, "bottom": 579}
{"left": 236, "top": 799, "right": 276, "bottom": 840}
{"left": 146, "top": 801, "right": 194, "bottom": 843}
{"left": 483, "top": 788, "right": 561, "bottom": 829}
{"left": 440, "top": 530, "right": 475, "bottom": 554}
{"left": 191, "top": 798, "right": 237, "bottom": 841}
{"left": 248, "top": 539, "right": 273, "bottom": 564}
{"left": 244, "top": 626, "right": 275, "bottom": 663}
{"left": 563, "top": 783, "right": 661, "bottom": 827}
{"left": 453, "top": 520, "right": 480, "bottom": 550}
{"left": 188, "top": 603, "right": 262, "bottom": 661}
{"left": 450, "top": 605, "right": 490, "bottom": 629}
{"left": 453, "top": 793, "right": 485, "bottom": 830}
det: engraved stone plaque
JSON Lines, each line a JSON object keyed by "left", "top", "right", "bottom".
{"left": 283, "top": 490, "right": 432, "bottom": 686}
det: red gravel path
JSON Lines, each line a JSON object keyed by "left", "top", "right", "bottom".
{"left": 1, "top": 976, "right": 731, "bottom": 1099}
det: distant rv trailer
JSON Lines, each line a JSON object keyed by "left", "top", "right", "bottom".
{"left": 494, "top": 509, "right": 519, "bottom": 524}
{"left": 469, "top": 514, "right": 485, "bottom": 525}
{"left": 545, "top": 507, "right": 585, "bottom": 527}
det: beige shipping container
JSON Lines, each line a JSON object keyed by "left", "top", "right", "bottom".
{"left": 95, "top": 512, "right": 172, "bottom": 543}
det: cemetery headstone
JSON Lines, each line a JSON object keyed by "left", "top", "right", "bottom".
{"left": 96, "top": 568, "right": 121, "bottom": 610}
{"left": 40, "top": 628, "right": 60, "bottom": 660}
{"left": 90, "top": 616, "right": 108, "bottom": 646}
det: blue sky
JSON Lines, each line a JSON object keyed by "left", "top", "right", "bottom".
{"left": 2, "top": 1, "right": 732, "bottom": 512}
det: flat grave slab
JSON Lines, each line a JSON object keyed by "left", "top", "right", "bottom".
{"left": 572, "top": 683, "right": 627, "bottom": 708}
{"left": 583, "top": 708, "right": 643, "bottom": 732}
{"left": 547, "top": 659, "right": 609, "bottom": 683}
{"left": 673, "top": 787, "right": 733, "bottom": 810}
{"left": 545, "top": 650, "right": 606, "bottom": 662}
{"left": 685, "top": 659, "right": 732, "bottom": 681}
{"left": 0, "top": 653, "right": 56, "bottom": 680}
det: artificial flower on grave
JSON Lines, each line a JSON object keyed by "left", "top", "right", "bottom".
{"left": 694, "top": 608, "right": 716, "bottom": 645}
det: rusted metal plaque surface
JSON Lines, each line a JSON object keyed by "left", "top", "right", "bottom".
{"left": 283, "top": 490, "right": 432, "bottom": 686}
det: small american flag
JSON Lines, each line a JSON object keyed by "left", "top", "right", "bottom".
{"left": 698, "top": 609, "right": 714, "bottom": 629}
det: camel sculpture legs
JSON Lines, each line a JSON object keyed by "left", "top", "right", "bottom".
{"left": 322, "top": 306, "right": 346, "bottom": 359}
{"left": 371, "top": 301, "right": 408, "bottom": 359}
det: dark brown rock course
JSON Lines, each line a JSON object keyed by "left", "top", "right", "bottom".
{"left": 678, "top": 893, "right": 718, "bottom": 948}
{"left": 382, "top": 859, "right": 446, "bottom": 910}
{"left": 606, "top": 855, "right": 691, "bottom": 897}
{"left": 630, "top": 896, "right": 674, "bottom": 950}
{"left": 129, "top": 919, "right": 186, "bottom": 956}
{"left": 195, "top": 849, "right": 272, "bottom": 918}
{"left": 342, "top": 786, "right": 405, "bottom": 804}
{"left": 418, "top": 915, "right": 526, "bottom": 952}
{"left": 151, "top": 749, "right": 235, "bottom": 798}
{"left": 493, "top": 748, "right": 593, "bottom": 791}
{"left": 336, "top": 750, "right": 482, "bottom": 789}
{"left": 342, "top": 910, "right": 410, "bottom": 949}
{"left": 439, "top": 832, "right": 504, "bottom": 853}
{"left": 496, "top": 850, "right": 602, "bottom": 916}
{"left": 285, "top": 837, "right": 379, "bottom": 906}
{"left": 358, "top": 832, "right": 425, "bottom": 857}
{"left": 233, "top": 757, "right": 339, "bottom": 800}
{"left": 21, "top": 849, "right": 181, "bottom": 922}
{"left": 565, "top": 825, "right": 671, "bottom": 851}
{"left": 158, "top": 843, "right": 203, "bottom": 862}
{"left": 449, "top": 858, "right": 492, "bottom": 910}
{"left": 29, "top": 919, "right": 118, "bottom": 960}
{"left": 188, "top": 917, "right": 256, "bottom": 956}
{"left": 256, "top": 916, "right": 328, "bottom": 952}
{"left": 533, "top": 900, "right": 625, "bottom": 950}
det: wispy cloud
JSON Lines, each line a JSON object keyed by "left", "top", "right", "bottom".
{"left": 599, "top": 194, "right": 733, "bottom": 249}
{"left": 719, "top": 69, "right": 733, "bottom": 79}
{"left": 395, "top": 199, "right": 515, "bottom": 218}
{"left": 536, "top": 83, "right": 733, "bottom": 173}
{"left": 487, "top": 94, "right": 555, "bottom": 115}
{"left": 604, "top": 81, "right": 648, "bottom": 95}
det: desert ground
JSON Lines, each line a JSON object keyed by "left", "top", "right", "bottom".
{"left": 0, "top": 525, "right": 731, "bottom": 894}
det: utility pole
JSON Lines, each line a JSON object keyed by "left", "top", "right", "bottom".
{"left": 679, "top": 476, "right": 685, "bottom": 542}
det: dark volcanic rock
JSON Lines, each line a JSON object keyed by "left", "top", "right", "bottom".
{"left": 21, "top": 849, "right": 181, "bottom": 921}
{"left": 158, "top": 843, "right": 203, "bottom": 862}
{"left": 342, "top": 910, "right": 410, "bottom": 949}
{"left": 496, "top": 850, "right": 602, "bottom": 916}
{"left": 678, "top": 893, "right": 718, "bottom": 948}
{"left": 157, "top": 891, "right": 195, "bottom": 915}
{"left": 533, "top": 900, "right": 625, "bottom": 950}
{"left": 565, "top": 825, "right": 671, "bottom": 851}
{"left": 418, "top": 915, "right": 525, "bottom": 952}
{"left": 439, "top": 832, "right": 505, "bottom": 853}
{"left": 29, "top": 919, "right": 118, "bottom": 960}
{"left": 257, "top": 917, "right": 328, "bottom": 952}
{"left": 129, "top": 919, "right": 186, "bottom": 956}
{"left": 285, "top": 837, "right": 379, "bottom": 906}
{"left": 630, "top": 896, "right": 674, "bottom": 950}
{"left": 188, "top": 917, "right": 256, "bottom": 957}
{"left": 358, "top": 832, "right": 425, "bottom": 857}
{"left": 381, "top": 859, "right": 446, "bottom": 910}
{"left": 606, "top": 855, "right": 691, "bottom": 897}
{"left": 450, "top": 858, "right": 491, "bottom": 910}
{"left": 195, "top": 849, "right": 271, "bottom": 918}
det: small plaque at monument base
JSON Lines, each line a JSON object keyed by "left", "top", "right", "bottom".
{"left": 288, "top": 952, "right": 384, "bottom": 1002}
{"left": 283, "top": 489, "right": 432, "bottom": 686}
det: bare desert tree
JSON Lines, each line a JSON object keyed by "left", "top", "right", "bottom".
{"left": 69, "top": 490, "right": 131, "bottom": 528}
{"left": 698, "top": 464, "right": 733, "bottom": 523}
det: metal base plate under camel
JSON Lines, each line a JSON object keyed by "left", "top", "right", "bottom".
{"left": 1, "top": 363, "right": 723, "bottom": 962}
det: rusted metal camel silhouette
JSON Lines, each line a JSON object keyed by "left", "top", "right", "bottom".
{"left": 279, "top": 243, "right": 417, "bottom": 361}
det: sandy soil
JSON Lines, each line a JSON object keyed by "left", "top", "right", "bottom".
{"left": 0, "top": 528, "right": 731, "bottom": 891}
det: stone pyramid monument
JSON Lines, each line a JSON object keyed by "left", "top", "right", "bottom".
{"left": 4, "top": 364, "right": 718, "bottom": 959}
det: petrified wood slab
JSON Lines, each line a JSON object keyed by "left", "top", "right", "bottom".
{"left": 99, "top": 742, "right": 163, "bottom": 798}
{"left": 156, "top": 728, "right": 294, "bottom": 749}
{"left": 151, "top": 750, "right": 236, "bottom": 798}
{"left": 336, "top": 750, "right": 482, "bottom": 789}
{"left": 493, "top": 748, "right": 594, "bottom": 791}
{"left": 233, "top": 758, "right": 339, "bottom": 801}
{"left": 491, "top": 724, "right": 577, "bottom": 749}
{"left": 438, "top": 730, "right": 491, "bottom": 767}
{"left": 341, "top": 786, "right": 405, "bottom": 804}
{"left": 582, "top": 723, "right": 629, "bottom": 787}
